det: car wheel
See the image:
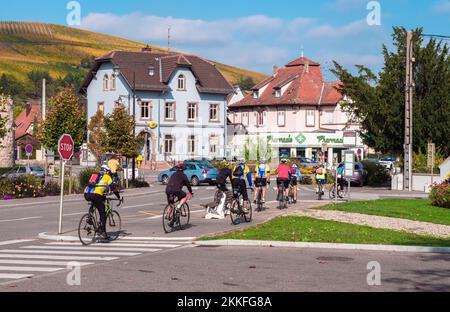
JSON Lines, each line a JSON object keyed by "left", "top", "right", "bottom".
{"left": 191, "top": 176, "right": 200, "bottom": 186}
{"left": 161, "top": 175, "right": 169, "bottom": 185}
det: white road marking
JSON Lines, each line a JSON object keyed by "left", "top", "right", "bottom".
{"left": 0, "top": 216, "right": 41, "bottom": 223}
{"left": 199, "top": 197, "right": 214, "bottom": 201}
{"left": 0, "top": 254, "right": 118, "bottom": 261}
{"left": 117, "top": 236, "right": 195, "bottom": 241}
{"left": 122, "top": 203, "right": 159, "bottom": 210}
{"left": 0, "top": 249, "right": 140, "bottom": 257}
{"left": 61, "top": 243, "right": 180, "bottom": 248}
{"left": 23, "top": 246, "right": 161, "bottom": 252}
{"left": 0, "top": 239, "right": 35, "bottom": 246}
{"left": 0, "top": 266, "right": 64, "bottom": 272}
{"left": 0, "top": 259, "right": 93, "bottom": 266}
{"left": 63, "top": 212, "right": 85, "bottom": 217}
{"left": 0, "top": 273, "right": 33, "bottom": 279}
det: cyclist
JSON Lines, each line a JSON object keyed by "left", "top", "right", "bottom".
{"left": 231, "top": 158, "right": 253, "bottom": 213}
{"left": 276, "top": 159, "right": 291, "bottom": 202}
{"left": 314, "top": 165, "right": 328, "bottom": 195}
{"left": 165, "top": 163, "right": 193, "bottom": 212}
{"left": 84, "top": 164, "right": 121, "bottom": 240}
{"left": 337, "top": 162, "right": 345, "bottom": 197}
{"left": 253, "top": 159, "right": 271, "bottom": 206}
{"left": 107, "top": 154, "right": 121, "bottom": 185}
{"left": 205, "top": 158, "right": 233, "bottom": 219}
{"left": 290, "top": 164, "right": 302, "bottom": 204}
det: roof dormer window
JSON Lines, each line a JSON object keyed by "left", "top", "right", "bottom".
{"left": 148, "top": 66, "right": 155, "bottom": 77}
{"left": 253, "top": 90, "right": 259, "bottom": 99}
{"left": 275, "top": 89, "right": 281, "bottom": 98}
{"left": 177, "top": 74, "right": 186, "bottom": 90}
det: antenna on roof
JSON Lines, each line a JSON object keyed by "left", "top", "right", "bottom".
{"left": 167, "top": 27, "right": 171, "bottom": 52}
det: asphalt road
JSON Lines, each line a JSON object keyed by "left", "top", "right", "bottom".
{"left": 0, "top": 182, "right": 440, "bottom": 292}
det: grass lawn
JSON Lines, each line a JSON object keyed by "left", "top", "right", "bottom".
{"left": 200, "top": 216, "right": 450, "bottom": 247}
{"left": 318, "top": 199, "right": 450, "bottom": 226}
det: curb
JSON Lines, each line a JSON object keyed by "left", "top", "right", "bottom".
{"left": 38, "top": 232, "right": 80, "bottom": 242}
{"left": 193, "top": 239, "right": 450, "bottom": 254}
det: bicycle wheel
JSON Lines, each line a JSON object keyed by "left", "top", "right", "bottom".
{"left": 78, "top": 213, "right": 96, "bottom": 246}
{"left": 179, "top": 203, "right": 190, "bottom": 228}
{"left": 329, "top": 185, "right": 336, "bottom": 199}
{"left": 106, "top": 210, "right": 122, "bottom": 241}
{"left": 244, "top": 200, "right": 252, "bottom": 223}
{"left": 318, "top": 185, "right": 323, "bottom": 200}
{"left": 162, "top": 204, "right": 176, "bottom": 233}
{"left": 278, "top": 188, "right": 285, "bottom": 209}
{"left": 230, "top": 200, "right": 241, "bottom": 225}
{"left": 257, "top": 188, "right": 262, "bottom": 212}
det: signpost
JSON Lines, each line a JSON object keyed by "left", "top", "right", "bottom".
{"left": 58, "top": 134, "right": 74, "bottom": 234}
{"left": 25, "top": 144, "right": 33, "bottom": 163}
{"left": 428, "top": 143, "right": 435, "bottom": 188}
{"left": 344, "top": 150, "right": 355, "bottom": 200}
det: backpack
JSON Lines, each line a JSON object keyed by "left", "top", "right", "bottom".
{"left": 290, "top": 168, "right": 297, "bottom": 175}
{"left": 233, "top": 165, "right": 244, "bottom": 177}
{"left": 88, "top": 172, "right": 102, "bottom": 187}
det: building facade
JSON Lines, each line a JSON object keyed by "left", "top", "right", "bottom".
{"left": 228, "top": 56, "right": 365, "bottom": 166}
{"left": 80, "top": 48, "right": 234, "bottom": 165}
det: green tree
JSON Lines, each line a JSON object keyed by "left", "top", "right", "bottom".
{"left": 331, "top": 27, "right": 450, "bottom": 155}
{"left": 103, "top": 105, "right": 140, "bottom": 158}
{"left": 237, "top": 75, "right": 255, "bottom": 91}
{"left": 0, "top": 94, "right": 10, "bottom": 140}
{"left": 37, "top": 87, "right": 86, "bottom": 152}
{"left": 87, "top": 110, "right": 107, "bottom": 163}
{"left": 0, "top": 74, "right": 26, "bottom": 99}
{"left": 27, "top": 69, "right": 52, "bottom": 98}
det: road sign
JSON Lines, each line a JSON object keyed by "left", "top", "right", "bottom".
{"left": 25, "top": 144, "right": 33, "bottom": 156}
{"left": 58, "top": 134, "right": 74, "bottom": 160}
{"left": 427, "top": 143, "right": 435, "bottom": 168}
{"left": 344, "top": 150, "right": 354, "bottom": 178}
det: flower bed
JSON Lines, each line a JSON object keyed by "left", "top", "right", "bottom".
{"left": 429, "top": 181, "right": 450, "bottom": 209}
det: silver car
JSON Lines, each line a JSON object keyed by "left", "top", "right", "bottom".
{"left": 296, "top": 157, "right": 322, "bottom": 168}
{"left": 2, "top": 165, "right": 45, "bottom": 180}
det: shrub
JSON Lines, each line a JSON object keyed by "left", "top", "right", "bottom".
{"left": 11, "top": 174, "right": 44, "bottom": 198}
{"left": 64, "top": 176, "right": 81, "bottom": 194}
{"left": 362, "top": 160, "right": 391, "bottom": 186}
{"left": 0, "top": 179, "right": 14, "bottom": 199}
{"left": 129, "top": 180, "right": 150, "bottom": 188}
{"left": 43, "top": 180, "right": 60, "bottom": 196}
{"left": 429, "top": 182, "right": 450, "bottom": 209}
{"left": 78, "top": 167, "right": 98, "bottom": 190}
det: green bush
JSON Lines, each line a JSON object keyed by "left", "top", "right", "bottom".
{"left": 0, "top": 179, "right": 14, "bottom": 198}
{"left": 43, "top": 180, "right": 60, "bottom": 196}
{"left": 64, "top": 176, "right": 81, "bottom": 194}
{"left": 128, "top": 180, "right": 150, "bottom": 188}
{"left": 11, "top": 174, "right": 44, "bottom": 198}
{"left": 429, "top": 182, "right": 450, "bottom": 209}
{"left": 78, "top": 167, "right": 98, "bottom": 190}
{"left": 362, "top": 160, "right": 391, "bottom": 186}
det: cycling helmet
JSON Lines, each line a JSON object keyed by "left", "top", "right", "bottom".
{"left": 292, "top": 164, "right": 298, "bottom": 168}
{"left": 101, "top": 164, "right": 111, "bottom": 172}
{"left": 175, "top": 162, "right": 185, "bottom": 171}
{"left": 281, "top": 159, "right": 288, "bottom": 163}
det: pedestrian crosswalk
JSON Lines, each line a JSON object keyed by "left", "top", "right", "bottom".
{"left": 0, "top": 236, "right": 194, "bottom": 284}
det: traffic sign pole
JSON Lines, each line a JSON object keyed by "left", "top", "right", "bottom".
{"left": 58, "top": 160, "right": 65, "bottom": 234}
{"left": 57, "top": 134, "right": 74, "bottom": 234}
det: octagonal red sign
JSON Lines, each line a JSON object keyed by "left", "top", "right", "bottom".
{"left": 58, "top": 134, "right": 74, "bottom": 160}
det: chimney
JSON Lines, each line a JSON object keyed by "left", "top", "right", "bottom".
{"left": 141, "top": 44, "right": 152, "bottom": 52}
{"left": 304, "top": 61, "right": 310, "bottom": 73}
{"left": 273, "top": 65, "right": 279, "bottom": 75}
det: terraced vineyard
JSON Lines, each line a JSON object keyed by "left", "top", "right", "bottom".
{"left": 0, "top": 21, "right": 267, "bottom": 85}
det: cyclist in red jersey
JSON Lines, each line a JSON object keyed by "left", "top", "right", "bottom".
{"left": 276, "top": 159, "right": 291, "bottom": 200}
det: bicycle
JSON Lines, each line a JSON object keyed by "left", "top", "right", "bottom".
{"left": 230, "top": 187, "right": 252, "bottom": 225}
{"left": 162, "top": 194, "right": 190, "bottom": 233}
{"left": 254, "top": 183, "right": 267, "bottom": 212}
{"left": 329, "top": 178, "right": 348, "bottom": 200}
{"left": 316, "top": 179, "right": 325, "bottom": 200}
{"left": 78, "top": 196, "right": 123, "bottom": 245}
{"left": 288, "top": 181, "right": 295, "bottom": 204}
{"left": 277, "top": 182, "right": 288, "bottom": 209}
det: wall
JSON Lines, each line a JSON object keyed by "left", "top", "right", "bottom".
{"left": 391, "top": 173, "right": 444, "bottom": 193}
{"left": 0, "top": 96, "right": 14, "bottom": 168}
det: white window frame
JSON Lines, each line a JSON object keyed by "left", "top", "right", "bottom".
{"left": 110, "top": 74, "right": 116, "bottom": 91}
{"left": 177, "top": 74, "right": 186, "bottom": 90}
{"left": 187, "top": 103, "right": 198, "bottom": 121}
{"left": 306, "top": 109, "right": 315, "bottom": 127}
{"left": 275, "top": 89, "right": 281, "bottom": 98}
{"left": 242, "top": 111, "right": 249, "bottom": 126}
{"left": 164, "top": 102, "right": 175, "bottom": 121}
{"left": 277, "top": 109, "right": 286, "bottom": 127}
{"left": 209, "top": 135, "right": 219, "bottom": 155}
{"left": 253, "top": 90, "right": 259, "bottom": 99}
{"left": 209, "top": 103, "right": 220, "bottom": 122}
{"left": 140, "top": 101, "right": 151, "bottom": 120}
{"left": 164, "top": 135, "right": 174, "bottom": 155}
{"left": 187, "top": 135, "right": 197, "bottom": 155}
{"left": 256, "top": 111, "right": 264, "bottom": 127}
{"left": 103, "top": 75, "right": 109, "bottom": 91}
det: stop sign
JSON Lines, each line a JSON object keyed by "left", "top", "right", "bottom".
{"left": 58, "top": 134, "right": 74, "bottom": 160}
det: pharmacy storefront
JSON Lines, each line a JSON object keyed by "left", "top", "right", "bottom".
{"left": 268, "top": 131, "right": 364, "bottom": 164}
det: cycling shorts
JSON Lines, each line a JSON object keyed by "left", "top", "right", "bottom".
{"left": 277, "top": 178, "right": 290, "bottom": 189}
{"left": 255, "top": 178, "right": 267, "bottom": 187}
{"left": 166, "top": 191, "right": 186, "bottom": 204}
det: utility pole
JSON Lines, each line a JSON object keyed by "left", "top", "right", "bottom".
{"left": 404, "top": 31, "right": 414, "bottom": 192}
{"left": 42, "top": 78, "right": 48, "bottom": 182}
{"left": 168, "top": 27, "right": 171, "bottom": 52}
{"left": 132, "top": 71, "right": 136, "bottom": 181}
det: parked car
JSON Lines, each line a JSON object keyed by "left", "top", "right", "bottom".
{"left": 295, "top": 157, "right": 322, "bottom": 168}
{"left": 351, "top": 162, "right": 368, "bottom": 187}
{"left": 158, "top": 161, "right": 219, "bottom": 186}
{"left": 379, "top": 156, "right": 397, "bottom": 170}
{"left": 1, "top": 165, "right": 45, "bottom": 180}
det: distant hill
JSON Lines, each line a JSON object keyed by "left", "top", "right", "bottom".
{"left": 0, "top": 21, "right": 267, "bottom": 87}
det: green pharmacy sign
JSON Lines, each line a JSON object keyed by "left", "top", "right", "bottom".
{"left": 317, "top": 135, "right": 344, "bottom": 144}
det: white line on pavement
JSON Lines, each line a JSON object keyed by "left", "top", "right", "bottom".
{"left": 0, "top": 259, "right": 93, "bottom": 266}
{"left": 0, "top": 254, "right": 118, "bottom": 261}
{"left": 0, "top": 249, "right": 140, "bottom": 257}
{"left": 0, "top": 266, "right": 64, "bottom": 272}
{"left": 122, "top": 203, "right": 159, "bottom": 210}
{"left": 0, "top": 216, "right": 41, "bottom": 223}
{"left": 23, "top": 246, "right": 161, "bottom": 252}
{"left": 62, "top": 212, "right": 85, "bottom": 217}
{"left": 117, "top": 236, "right": 195, "bottom": 241}
{"left": 0, "top": 273, "right": 34, "bottom": 279}
{"left": 0, "top": 239, "right": 35, "bottom": 246}
{"left": 62, "top": 243, "right": 181, "bottom": 248}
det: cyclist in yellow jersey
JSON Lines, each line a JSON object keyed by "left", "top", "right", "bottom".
{"left": 84, "top": 165, "right": 120, "bottom": 239}
{"left": 314, "top": 165, "right": 327, "bottom": 195}
{"left": 253, "top": 159, "right": 270, "bottom": 205}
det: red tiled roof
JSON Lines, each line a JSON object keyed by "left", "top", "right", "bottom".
{"left": 229, "top": 56, "right": 343, "bottom": 109}
{"left": 80, "top": 50, "right": 233, "bottom": 95}
{"left": 15, "top": 102, "right": 41, "bottom": 140}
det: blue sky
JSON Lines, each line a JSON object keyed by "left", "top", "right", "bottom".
{"left": 1, "top": 0, "right": 449, "bottom": 79}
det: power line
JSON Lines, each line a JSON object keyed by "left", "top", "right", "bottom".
{"left": 421, "top": 34, "right": 450, "bottom": 40}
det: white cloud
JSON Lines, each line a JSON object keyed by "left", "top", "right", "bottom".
{"left": 432, "top": 0, "right": 450, "bottom": 13}
{"left": 306, "top": 19, "right": 374, "bottom": 39}
{"left": 326, "top": 0, "right": 367, "bottom": 12}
